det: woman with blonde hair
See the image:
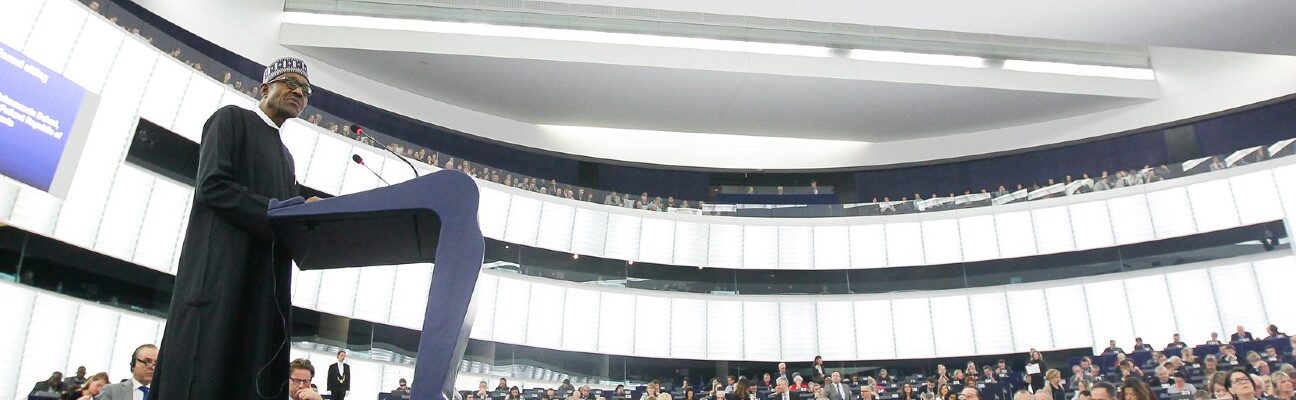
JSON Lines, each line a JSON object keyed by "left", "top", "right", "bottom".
{"left": 1044, "top": 370, "right": 1066, "bottom": 400}
{"left": 72, "top": 373, "right": 109, "bottom": 400}
{"left": 1271, "top": 371, "right": 1293, "bottom": 400}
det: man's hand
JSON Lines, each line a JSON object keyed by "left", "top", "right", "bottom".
{"left": 294, "top": 388, "right": 324, "bottom": 400}
{"left": 306, "top": 196, "right": 323, "bottom": 203}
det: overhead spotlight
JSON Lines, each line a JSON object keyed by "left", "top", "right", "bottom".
{"left": 571, "top": 254, "right": 579, "bottom": 259}
{"left": 627, "top": 261, "right": 634, "bottom": 266}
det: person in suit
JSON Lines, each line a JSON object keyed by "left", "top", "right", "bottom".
{"left": 328, "top": 350, "right": 351, "bottom": 400}
{"left": 1133, "top": 337, "right": 1154, "bottom": 352}
{"left": 1206, "top": 332, "right": 1223, "bottom": 345}
{"left": 826, "top": 372, "right": 851, "bottom": 400}
{"left": 1231, "top": 326, "right": 1255, "bottom": 343}
{"left": 64, "top": 366, "right": 88, "bottom": 389}
{"left": 770, "top": 378, "right": 793, "bottom": 400}
{"left": 1166, "top": 334, "right": 1187, "bottom": 350}
{"left": 1102, "top": 340, "right": 1125, "bottom": 355}
{"left": 812, "top": 356, "right": 826, "bottom": 384}
{"left": 98, "top": 344, "right": 156, "bottom": 400}
{"left": 391, "top": 379, "right": 411, "bottom": 397}
{"left": 570, "top": 385, "right": 607, "bottom": 400}
{"left": 775, "top": 363, "right": 792, "bottom": 386}
{"left": 28, "top": 372, "right": 63, "bottom": 395}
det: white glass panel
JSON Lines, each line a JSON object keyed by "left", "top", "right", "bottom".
{"left": 66, "top": 304, "right": 118, "bottom": 374}
{"left": 742, "top": 302, "right": 781, "bottom": 360}
{"left": 597, "top": 293, "right": 635, "bottom": 355}
{"left": 1251, "top": 257, "right": 1296, "bottom": 334}
{"left": 1069, "top": 200, "right": 1116, "bottom": 250}
{"left": 921, "top": 219, "right": 961, "bottom": 265}
{"left": 779, "top": 302, "right": 817, "bottom": 360}
{"left": 136, "top": 57, "right": 193, "bottom": 128}
{"left": 1208, "top": 263, "right": 1266, "bottom": 335}
{"left": 848, "top": 225, "right": 888, "bottom": 269}
{"left": 969, "top": 292, "right": 1014, "bottom": 354}
{"left": 94, "top": 166, "right": 153, "bottom": 260}
{"left": 132, "top": 178, "right": 189, "bottom": 271}
{"left": 604, "top": 214, "right": 642, "bottom": 261}
{"left": 1044, "top": 284, "right": 1092, "bottom": 349}
{"left": 778, "top": 226, "right": 814, "bottom": 269}
{"left": 339, "top": 145, "right": 386, "bottom": 195}
{"left": 930, "top": 295, "right": 975, "bottom": 356}
{"left": 958, "top": 215, "right": 1000, "bottom": 262}
{"left": 742, "top": 225, "right": 778, "bottom": 269}
{"left": 1187, "top": 180, "right": 1240, "bottom": 232}
{"left": 9, "top": 186, "right": 60, "bottom": 234}
{"left": 884, "top": 222, "right": 924, "bottom": 266}
{"left": 1145, "top": 187, "right": 1197, "bottom": 238}
{"left": 290, "top": 266, "right": 322, "bottom": 310}
{"left": 854, "top": 299, "right": 895, "bottom": 359}
{"left": 315, "top": 268, "right": 359, "bottom": 317}
{"left": 670, "top": 298, "right": 707, "bottom": 359}
{"left": 18, "top": 294, "right": 77, "bottom": 395}
{"left": 634, "top": 296, "right": 671, "bottom": 358}
{"left": 707, "top": 224, "right": 744, "bottom": 269}
{"left": 476, "top": 187, "right": 511, "bottom": 239}
{"left": 0, "top": 283, "right": 36, "bottom": 399}
{"left": 673, "top": 221, "right": 709, "bottom": 267}
{"left": 536, "top": 202, "right": 576, "bottom": 252}
{"left": 1031, "top": 206, "right": 1075, "bottom": 254}
{"left": 377, "top": 154, "right": 417, "bottom": 185}
{"left": 815, "top": 301, "right": 856, "bottom": 360}
{"left": 1107, "top": 194, "right": 1156, "bottom": 244}
{"left": 1008, "top": 288, "right": 1054, "bottom": 351}
{"left": 0, "top": 0, "right": 44, "bottom": 49}
{"left": 1273, "top": 165, "right": 1296, "bottom": 220}
{"left": 502, "top": 195, "right": 542, "bottom": 246}
{"left": 1084, "top": 280, "right": 1134, "bottom": 351}
{"left": 525, "top": 283, "right": 565, "bottom": 349}
{"left": 279, "top": 121, "right": 318, "bottom": 183}
{"left": 492, "top": 278, "right": 531, "bottom": 344}
{"left": 302, "top": 135, "right": 350, "bottom": 195}
{"left": 1164, "top": 269, "right": 1221, "bottom": 345}
{"left": 569, "top": 208, "right": 608, "bottom": 256}
{"left": 63, "top": 15, "right": 122, "bottom": 93}
{"left": 469, "top": 274, "right": 497, "bottom": 339}
{"left": 352, "top": 265, "right": 398, "bottom": 323}
{"left": 561, "top": 288, "right": 599, "bottom": 352}
{"left": 109, "top": 313, "right": 159, "bottom": 383}
{"left": 891, "top": 298, "right": 934, "bottom": 358}
{"left": 812, "top": 226, "right": 850, "bottom": 269}
{"left": 637, "top": 218, "right": 675, "bottom": 264}
{"left": 217, "top": 89, "right": 256, "bottom": 110}
{"left": 388, "top": 263, "right": 432, "bottom": 330}
{"left": 1123, "top": 275, "right": 1177, "bottom": 348}
{"left": 171, "top": 73, "right": 226, "bottom": 142}
{"left": 347, "top": 358, "right": 382, "bottom": 400}
{"left": 23, "top": 0, "right": 86, "bottom": 72}
{"left": 706, "top": 301, "right": 744, "bottom": 360}
{"left": 1230, "top": 171, "right": 1284, "bottom": 225}
{"left": 994, "top": 211, "right": 1037, "bottom": 258}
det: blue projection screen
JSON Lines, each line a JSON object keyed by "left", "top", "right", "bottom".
{"left": 0, "top": 42, "right": 97, "bottom": 199}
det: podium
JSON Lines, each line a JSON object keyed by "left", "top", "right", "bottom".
{"left": 268, "top": 170, "right": 485, "bottom": 400}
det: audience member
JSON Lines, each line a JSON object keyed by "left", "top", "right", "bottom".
{"left": 288, "top": 358, "right": 323, "bottom": 400}
{"left": 98, "top": 344, "right": 155, "bottom": 400}
{"left": 71, "top": 372, "right": 109, "bottom": 400}
{"left": 391, "top": 378, "right": 411, "bottom": 397}
{"left": 1225, "top": 368, "right": 1260, "bottom": 400}
{"left": 1233, "top": 326, "right": 1256, "bottom": 343}
{"left": 328, "top": 350, "right": 352, "bottom": 400}
{"left": 29, "top": 372, "right": 64, "bottom": 395}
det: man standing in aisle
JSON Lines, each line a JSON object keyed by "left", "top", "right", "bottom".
{"left": 328, "top": 350, "right": 351, "bottom": 400}
{"left": 151, "top": 57, "right": 319, "bottom": 399}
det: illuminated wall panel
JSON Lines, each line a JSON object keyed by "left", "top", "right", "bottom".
{"left": 1145, "top": 187, "right": 1197, "bottom": 239}
{"left": 1187, "top": 180, "right": 1240, "bottom": 232}
{"left": 848, "top": 225, "right": 888, "bottom": 269}
{"left": 812, "top": 226, "right": 850, "bottom": 269}
{"left": 743, "top": 225, "right": 779, "bottom": 269}
{"left": 884, "top": 222, "right": 924, "bottom": 266}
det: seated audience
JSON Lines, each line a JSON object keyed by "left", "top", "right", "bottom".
{"left": 1233, "top": 326, "right": 1256, "bottom": 343}
{"left": 70, "top": 372, "right": 110, "bottom": 400}
{"left": 288, "top": 358, "right": 323, "bottom": 400}
{"left": 98, "top": 344, "right": 155, "bottom": 400}
{"left": 392, "top": 378, "right": 411, "bottom": 397}
{"left": 29, "top": 372, "right": 64, "bottom": 395}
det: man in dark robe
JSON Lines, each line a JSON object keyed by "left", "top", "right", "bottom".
{"left": 152, "top": 57, "right": 319, "bottom": 400}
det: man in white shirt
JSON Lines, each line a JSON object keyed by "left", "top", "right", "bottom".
{"left": 826, "top": 372, "right": 851, "bottom": 400}
{"left": 328, "top": 350, "right": 351, "bottom": 400}
{"left": 771, "top": 378, "right": 792, "bottom": 400}
{"left": 98, "top": 344, "right": 156, "bottom": 400}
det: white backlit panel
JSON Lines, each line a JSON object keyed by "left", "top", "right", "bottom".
{"left": 920, "top": 219, "right": 961, "bottom": 265}
{"left": 136, "top": 57, "right": 193, "bottom": 128}
{"left": 352, "top": 265, "right": 397, "bottom": 323}
{"left": 1069, "top": 200, "right": 1116, "bottom": 250}
{"left": 0, "top": 0, "right": 44, "bottom": 49}
{"left": 1208, "top": 263, "right": 1266, "bottom": 334}
{"left": 0, "top": 283, "right": 36, "bottom": 399}
{"left": 1164, "top": 269, "right": 1221, "bottom": 344}
{"left": 707, "top": 224, "right": 743, "bottom": 269}
{"left": 302, "top": 135, "right": 350, "bottom": 195}
{"left": 66, "top": 304, "right": 118, "bottom": 374}
{"left": 109, "top": 313, "right": 160, "bottom": 382}
{"left": 1007, "top": 288, "right": 1053, "bottom": 351}
{"left": 742, "top": 302, "right": 781, "bottom": 360}
{"left": 815, "top": 301, "right": 856, "bottom": 359}
{"left": 315, "top": 268, "right": 359, "bottom": 317}
{"left": 279, "top": 121, "right": 319, "bottom": 183}
{"left": 994, "top": 211, "right": 1037, "bottom": 258}
{"left": 634, "top": 296, "right": 671, "bottom": 357}
{"left": 706, "top": 301, "right": 744, "bottom": 359}
{"left": 1229, "top": 171, "right": 1284, "bottom": 225}
{"left": 1084, "top": 280, "right": 1134, "bottom": 350}
{"left": 388, "top": 263, "right": 432, "bottom": 330}
{"left": 290, "top": 266, "right": 322, "bottom": 310}
{"left": 670, "top": 298, "right": 707, "bottom": 359}
{"left": 1107, "top": 194, "right": 1155, "bottom": 244}
{"left": 891, "top": 298, "right": 935, "bottom": 358}
{"left": 637, "top": 218, "right": 676, "bottom": 265}
{"left": 1187, "top": 180, "right": 1240, "bottom": 232}
{"left": 597, "top": 292, "right": 635, "bottom": 354}
{"left": 62, "top": 15, "right": 122, "bottom": 93}
{"left": 854, "top": 299, "right": 895, "bottom": 359}
{"left": 1031, "top": 206, "right": 1075, "bottom": 254}
{"left": 502, "top": 195, "right": 542, "bottom": 246}
{"left": 346, "top": 359, "right": 382, "bottom": 400}
{"left": 218, "top": 88, "right": 256, "bottom": 110}
{"left": 1273, "top": 165, "right": 1296, "bottom": 219}
{"left": 778, "top": 226, "right": 814, "bottom": 269}
{"left": 377, "top": 155, "right": 418, "bottom": 185}
{"left": 535, "top": 202, "right": 576, "bottom": 252}
{"left": 742, "top": 225, "right": 778, "bottom": 269}
{"left": 812, "top": 226, "right": 849, "bottom": 269}
{"left": 673, "top": 221, "right": 709, "bottom": 266}
{"left": 171, "top": 74, "right": 225, "bottom": 142}
{"left": 17, "top": 294, "right": 77, "bottom": 395}
{"left": 779, "top": 302, "right": 817, "bottom": 359}
{"left": 93, "top": 166, "right": 153, "bottom": 260}
{"left": 569, "top": 208, "right": 609, "bottom": 256}
{"left": 1251, "top": 257, "right": 1296, "bottom": 332}
{"left": 885, "top": 222, "right": 924, "bottom": 266}
{"left": 339, "top": 145, "right": 385, "bottom": 195}
{"left": 1145, "top": 187, "right": 1197, "bottom": 238}
{"left": 476, "top": 187, "right": 510, "bottom": 239}
{"left": 604, "top": 213, "right": 642, "bottom": 261}
{"left": 525, "top": 283, "right": 565, "bottom": 349}
{"left": 1123, "top": 275, "right": 1177, "bottom": 347}
{"left": 23, "top": 0, "right": 86, "bottom": 72}
{"left": 958, "top": 215, "right": 999, "bottom": 262}
{"left": 132, "top": 178, "right": 189, "bottom": 271}
{"left": 492, "top": 278, "right": 531, "bottom": 344}
{"left": 930, "top": 295, "right": 975, "bottom": 356}
{"left": 849, "top": 225, "right": 888, "bottom": 269}
{"left": 560, "top": 288, "right": 599, "bottom": 352}
{"left": 968, "top": 292, "right": 1013, "bottom": 354}
{"left": 1043, "top": 284, "right": 1091, "bottom": 349}
{"left": 8, "top": 186, "right": 60, "bottom": 234}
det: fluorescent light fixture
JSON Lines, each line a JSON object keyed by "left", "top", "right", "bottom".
{"left": 282, "top": 12, "right": 833, "bottom": 58}
{"left": 849, "top": 49, "right": 985, "bottom": 68}
{"left": 1002, "top": 59, "right": 1156, "bottom": 80}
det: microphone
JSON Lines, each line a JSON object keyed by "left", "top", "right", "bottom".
{"left": 351, "top": 125, "right": 420, "bottom": 179}
{"left": 352, "top": 154, "right": 391, "bottom": 185}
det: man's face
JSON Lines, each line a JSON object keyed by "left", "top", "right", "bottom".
{"left": 77, "top": 367, "right": 86, "bottom": 377}
{"left": 1110, "top": 340, "right": 1117, "bottom": 347}
{"left": 1157, "top": 370, "right": 1169, "bottom": 381}
{"left": 961, "top": 389, "right": 978, "bottom": 400}
{"left": 1174, "top": 334, "right": 1180, "bottom": 342}
{"left": 859, "top": 388, "right": 872, "bottom": 400}
{"left": 1238, "top": 326, "right": 1246, "bottom": 334}
{"left": 289, "top": 369, "right": 314, "bottom": 400}
{"left": 778, "top": 381, "right": 789, "bottom": 393}
{"left": 1090, "top": 388, "right": 1111, "bottom": 400}
{"left": 831, "top": 372, "right": 841, "bottom": 384}
{"left": 580, "top": 388, "right": 590, "bottom": 397}
{"left": 133, "top": 346, "right": 157, "bottom": 384}
{"left": 337, "top": 352, "right": 346, "bottom": 363}
{"left": 261, "top": 72, "right": 309, "bottom": 120}
{"left": 779, "top": 363, "right": 787, "bottom": 373}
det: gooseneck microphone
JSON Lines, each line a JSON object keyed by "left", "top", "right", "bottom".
{"left": 351, "top": 154, "right": 391, "bottom": 186}
{"left": 350, "top": 125, "right": 420, "bottom": 179}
